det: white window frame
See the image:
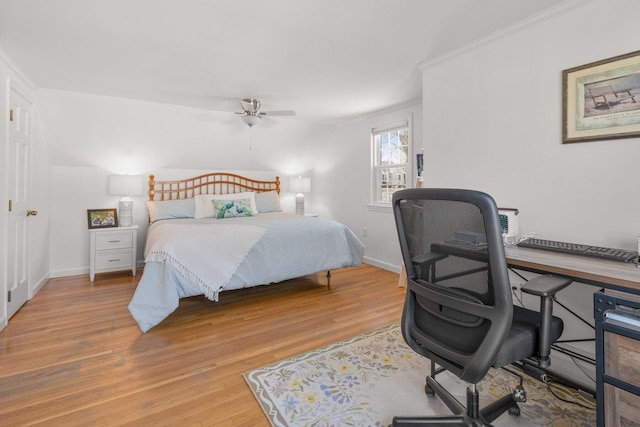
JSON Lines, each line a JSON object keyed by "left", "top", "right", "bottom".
{"left": 368, "top": 116, "right": 412, "bottom": 212}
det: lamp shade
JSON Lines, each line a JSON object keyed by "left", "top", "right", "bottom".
{"left": 289, "top": 176, "right": 311, "bottom": 194}
{"left": 109, "top": 175, "right": 144, "bottom": 196}
{"left": 241, "top": 115, "right": 260, "bottom": 127}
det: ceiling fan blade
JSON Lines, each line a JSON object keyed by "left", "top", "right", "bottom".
{"left": 259, "top": 110, "right": 296, "bottom": 117}
{"left": 201, "top": 108, "right": 235, "bottom": 114}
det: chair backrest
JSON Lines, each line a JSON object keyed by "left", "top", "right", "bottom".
{"left": 393, "top": 188, "right": 513, "bottom": 384}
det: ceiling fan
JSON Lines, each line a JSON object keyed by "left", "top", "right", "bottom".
{"left": 236, "top": 98, "right": 296, "bottom": 127}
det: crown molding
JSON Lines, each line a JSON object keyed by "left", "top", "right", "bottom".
{"left": 418, "top": 0, "right": 591, "bottom": 71}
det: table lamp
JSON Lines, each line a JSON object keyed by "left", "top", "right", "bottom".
{"left": 289, "top": 176, "right": 311, "bottom": 215}
{"left": 109, "top": 175, "right": 144, "bottom": 227}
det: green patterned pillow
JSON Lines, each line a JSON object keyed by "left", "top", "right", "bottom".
{"left": 212, "top": 198, "right": 255, "bottom": 219}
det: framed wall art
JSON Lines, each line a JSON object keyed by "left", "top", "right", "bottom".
{"left": 563, "top": 50, "right": 640, "bottom": 144}
{"left": 87, "top": 208, "right": 118, "bottom": 229}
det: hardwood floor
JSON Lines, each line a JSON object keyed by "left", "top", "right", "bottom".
{"left": 0, "top": 264, "right": 405, "bottom": 426}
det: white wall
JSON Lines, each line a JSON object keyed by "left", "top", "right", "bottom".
{"left": 29, "top": 103, "right": 51, "bottom": 293}
{"left": 314, "top": 101, "right": 423, "bottom": 272}
{"left": 421, "top": 0, "right": 640, "bottom": 250}
{"left": 39, "top": 89, "right": 335, "bottom": 173}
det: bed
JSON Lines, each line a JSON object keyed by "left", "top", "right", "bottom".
{"left": 128, "top": 172, "right": 365, "bottom": 332}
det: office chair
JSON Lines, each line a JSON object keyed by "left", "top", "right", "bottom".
{"left": 391, "top": 189, "right": 572, "bottom": 426}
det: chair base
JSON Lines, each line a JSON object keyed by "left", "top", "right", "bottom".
{"left": 391, "top": 373, "right": 520, "bottom": 427}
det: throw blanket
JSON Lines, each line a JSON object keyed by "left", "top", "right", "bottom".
{"left": 145, "top": 222, "right": 267, "bottom": 301}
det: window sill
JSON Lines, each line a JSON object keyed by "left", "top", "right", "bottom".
{"left": 367, "top": 204, "right": 392, "bottom": 213}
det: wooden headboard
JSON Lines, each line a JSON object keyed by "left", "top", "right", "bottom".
{"left": 148, "top": 173, "right": 280, "bottom": 201}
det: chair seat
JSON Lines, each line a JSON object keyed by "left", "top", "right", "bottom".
{"left": 492, "top": 306, "right": 563, "bottom": 368}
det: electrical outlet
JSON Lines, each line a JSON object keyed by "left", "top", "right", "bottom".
{"left": 362, "top": 227, "right": 368, "bottom": 238}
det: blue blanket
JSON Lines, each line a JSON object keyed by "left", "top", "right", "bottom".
{"left": 128, "top": 213, "right": 365, "bottom": 332}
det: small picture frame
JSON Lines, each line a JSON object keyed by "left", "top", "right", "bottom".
{"left": 87, "top": 209, "right": 118, "bottom": 229}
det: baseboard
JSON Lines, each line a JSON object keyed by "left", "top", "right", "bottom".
{"left": 363, "top": 256, "right": 401, "bottom": 274}
{"left": 50, "top": 267, "right": 88, "bottom": 278}
{"left": 31, "top": 272, "right": 50, "bottom": 297}
{"left": 50, "top": 262, "right": 144, "bottom": 279}
{"left": 53, "top": 260, "right": 399, "bottom": 278}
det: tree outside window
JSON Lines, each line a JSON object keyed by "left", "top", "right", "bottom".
{"left": 373, "top": 125, "right": 408, "bottom": 204}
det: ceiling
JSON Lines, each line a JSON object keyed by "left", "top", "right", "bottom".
{"left": 0, "top": 0, "right": 568, "bottom": 124}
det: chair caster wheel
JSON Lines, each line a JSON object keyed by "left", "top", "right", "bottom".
{"left": 512, "top": 385, "right": 527, "bottom": 402}
{"left": 508, "top": 404, "right": 521, "bottom": 416}
{"left": 425, "top": 383, "right": 435, "bottom": 396}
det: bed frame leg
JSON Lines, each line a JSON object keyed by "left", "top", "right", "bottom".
{"left": 326, "top": 271, "right": 331, "bottom": 289}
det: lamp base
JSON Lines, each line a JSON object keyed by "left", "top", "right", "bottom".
{"left": 119, "top": 200, "right": 133, "bottom": 227}
{"left": 295, "top": 194, "right": 305, "bottom": 215}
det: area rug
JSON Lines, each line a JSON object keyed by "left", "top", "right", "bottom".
{"left": 244, "top": 324, "right": 596, "bottom": 427}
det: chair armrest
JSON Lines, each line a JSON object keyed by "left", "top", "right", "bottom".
{"left": 521, "top": 274, "right": 572, "bottom": 297}
{"left": 410, "top": 252, "right": 448, "bottom": 281}
{"left": 412, "top": 252, "right": 448, "bottom": 265}
{"left": 520, "top": 274, "right": 572, "bottom": 368}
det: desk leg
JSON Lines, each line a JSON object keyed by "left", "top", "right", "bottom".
{"left": 399, "top": 265, "right": 407, "bottom": 288}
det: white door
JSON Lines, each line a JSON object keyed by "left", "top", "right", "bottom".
{"left": 7, "top": 86, "right": 33, "bottom": 319}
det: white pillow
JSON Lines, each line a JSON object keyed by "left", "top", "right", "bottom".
{"left": 255, "top": 190, "right": 282, "bottom": 213}
{"left": 194, "top": 192, "right": 258, "bottom": 218}
{"left": 146, "top": 198, "right": 195, "bottom": 223}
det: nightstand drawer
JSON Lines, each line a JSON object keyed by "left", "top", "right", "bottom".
{"left": 95, "top": 250, "right": 133, "bottom": 270}
{"left": 89, "top": 225, "right": 138, "bottom": 281}
{"left": 95, "top": 233, "right": 133, "bottom": 250}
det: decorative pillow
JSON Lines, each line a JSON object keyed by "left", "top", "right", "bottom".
{"left": 194, "top": 192, "right": 258, "bottom": 218}
{"left": 146, "top": 198, "right": 195, "bottom": 223}
{"left": 255, "top": 190, "right": 282, "bottom": 213}
{"left": 212, "top": 198, "right": 255, "bottom": 218}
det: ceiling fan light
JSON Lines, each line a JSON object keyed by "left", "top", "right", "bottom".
{"left": 241, "top": 114, "right": 260, "bottom": 127}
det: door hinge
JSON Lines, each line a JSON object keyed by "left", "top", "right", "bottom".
{"left": 8, "top": 200, "right": 12, "bottom": 212}
{"left": 9, "top": 109, "right": 13, "bottom": 122}
{"left": 7, "top": 290, "right": 11, "bottom": 303}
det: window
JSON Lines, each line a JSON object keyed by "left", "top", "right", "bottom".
{"left": 371, "top": 120, "right": 410, "bottom": 205}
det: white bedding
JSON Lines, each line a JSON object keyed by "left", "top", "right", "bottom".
{"left": 129, "top": 212, "right": 365, "bottom": 332}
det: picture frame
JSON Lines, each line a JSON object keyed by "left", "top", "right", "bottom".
{"left": 563, "top": 50, "right": 640, "bottom": 144}
{"left": 87, "top": 209, "right": 118, "bottom": 229}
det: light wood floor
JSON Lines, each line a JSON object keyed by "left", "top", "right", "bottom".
{"left": 0, "top": 264, "right": 405, "bottom": 426}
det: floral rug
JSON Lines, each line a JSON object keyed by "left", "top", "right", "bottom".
{"left": 244, "top": 324, "right": 596, "bottom": 427}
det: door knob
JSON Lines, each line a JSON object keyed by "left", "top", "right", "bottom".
{"left": 27, "top": 210, "right": 38, "bottom": 216}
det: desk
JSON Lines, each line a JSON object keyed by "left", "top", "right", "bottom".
{"left": 399, "top": 245, "right": 640, "bottom": 425}
{"left": 400, "top": 245, "right": 640, "bottom": 292}
{"left": 504, "top": 246, "right": 640, "bottom": 294}
{"left": 504, "top": 246, "right": 640, "bottom": 427}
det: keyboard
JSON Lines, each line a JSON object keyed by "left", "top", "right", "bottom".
{"left": 517, "top": 238, "right": 639, "bottom": 263}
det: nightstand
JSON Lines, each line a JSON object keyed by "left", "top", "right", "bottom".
{"left": 89, "top": 225, "right": 138, "bottom": 281}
